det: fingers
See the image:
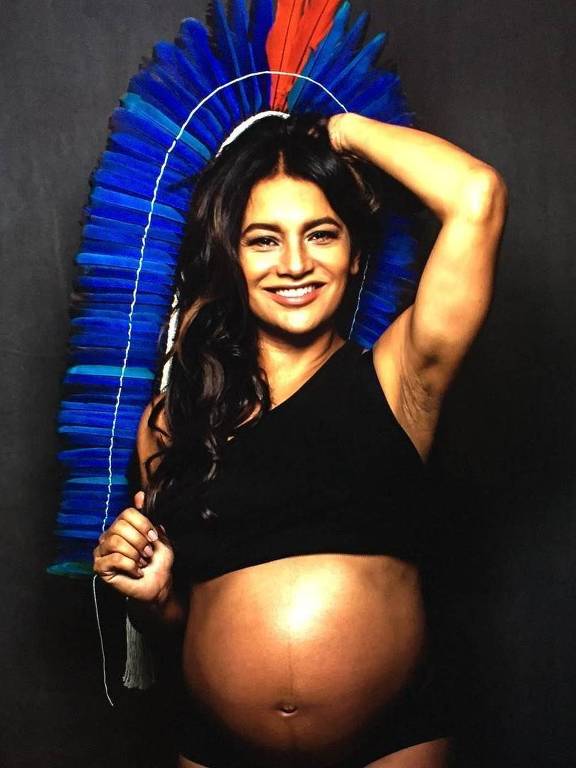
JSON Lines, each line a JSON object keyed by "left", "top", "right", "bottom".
{"left": 93, "top": 503, "right": 160, "bottom": 579}
{"left": 95, "top": 551, "right": 144, "bottom": 580}
{"left": 116, "top": 506, "right": 158, "bottom": 543}
{"left": 97, "top": 529, "right": 150, "bottom": 567}
{"left": 306, "top": 115, "right": 329, "bottom": 140}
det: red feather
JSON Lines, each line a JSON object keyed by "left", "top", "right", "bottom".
{"left": 266, "top": 0, "right": 341, "bottom": 110}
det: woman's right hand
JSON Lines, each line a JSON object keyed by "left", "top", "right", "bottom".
{"left": 93, "top": 491, "right": 174, "bottom": 604}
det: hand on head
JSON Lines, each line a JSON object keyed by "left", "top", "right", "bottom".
{"left": 302, "top": 113, "right": 348, "bottom": 153}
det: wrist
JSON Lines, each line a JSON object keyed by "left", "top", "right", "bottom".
{"left": 329, "top": 112, "right": 366, "bottom": 154}
{"left": 127, "top": 576, "right": 184, "bottom": 630}
{"left": 127, "top": 576, "right": 173, "bottom": 611}
{"left": 150, "top": 577, "right": 175, "bottom": 615}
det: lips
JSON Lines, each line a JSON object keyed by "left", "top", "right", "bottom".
{"left": 264, "top": 283, "right": 325, "bottom": 306}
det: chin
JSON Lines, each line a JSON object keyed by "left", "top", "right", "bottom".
{"left": 256, "top": 315, "right": 334, "bottom": 343}
{"left": 251, "top": 290, "right": 346, "bottom": 339}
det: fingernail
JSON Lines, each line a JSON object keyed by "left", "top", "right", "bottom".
{"left": 143, "top": 545, "right": 153, "bottom": 558}
{"left": 138, "top": 557, "right": 147, "bottom": 568}
{"left": 138, "top": 569, "right": 144, "bottom": 577}
{"left": 147, "top": 529, "right": 158, "bottom": 542}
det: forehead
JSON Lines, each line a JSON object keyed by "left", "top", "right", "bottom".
{"left": 242, "top": 174, "right": 339, "bottom": 224}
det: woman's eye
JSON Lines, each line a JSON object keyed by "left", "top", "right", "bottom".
{"left": 248, "top": 236, "right": 277, "bottom": 247}
{"left": 244, "top": 231, "right": 338, "bottom": 247}
{"left": 309, "top": 230, "right": 338, "bottom": 242}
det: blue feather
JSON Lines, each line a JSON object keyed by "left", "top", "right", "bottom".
{"left": 69, "top": 349, "right": 158, "bottom": 368}
{"left": 288, "top": 2, "right": 355, "bottom": 108}
{"left": 58, "top": 514, "right": 109, "bottom": 527}
{"left": 178, "top": 17, "right": 243, "bottom": 124}
{"left": 69, "top": 333, "right": 143, "bottom": 349}
{"left": 75, "top": 275, "right": 175, "bottom": 296}
{"left": 98, "top": 151, "right": 185, "bottom": 192}
{"left": 72, "top": 330, "right": 158, "bottom": 352}
{"left": 65, "top": 476, "right": 129, "bottom": 487}
{"left": 76, "top": 253, "right": 176, "bottom": 274}
{"left": 127, "top": 71, "right": 221, "bottom": 154}
{"left": 248, "top": 0, "right": 274, "bottom": 108}
{"left": 71, "top": 320, "right": 166, "bottom": 339}
{"left": 155, "top": 41, "right": 233, "bottom": 130}
{"left": 74, "top": 291, "right": 166, "bottom": 307}
{"left": 59, "top": 424, "right": 140, "bottom": 439}
{"left": 55, "top": 525, "right": 109, "bottom": 539}
{"left": 80, "top": 240, "right": 180, "bottom": 263}
{"left": 120, "top": 93, "right": 213, "bottom": 160}
{"left": 75, "top": 309, "right": 168, "bottom": 326}
{"left": 57, "top": 446, "right": 135, "bottom": 468}
{"left": 85, "top": 209, "right": 184, "bottom": 239}
{"left": 59, "top": 491, "right": 126, "bottom": 506}
{"left": 108, "top": 133, "right": 193, "bottom": 177}
{"left": 81, "top": 224, "right": 179, "bottom": 252}
{"left": 109, "top": 107, "right": 209, "bottom": 173}
{"left": 298, "top": 14, "right": 370, "bottom": 102}
{"left": 90, "top": 187, "right": 186, "bottom": 223}
{"left": 151, "top": 42, "right": 229, "bottom": 132}
{"left": 207, "top": 0, "right": 251, "bottom": 116}
{"left": 71, "top": 332, "right": 165, "bottom": 350}
{"left": 229, "top": 0, "right": 262, "bottom": 110}
{"left": 58, "top": 432, "right": 137, "bottom": 450}
{"left": 337, "top": 71, "right": 397, "bottom": 111}
{"left": 60, "top": 403, "right": 141, "bottom": 420}
{"left": 90, "top": 169, "right": 190, "bottom": 212}
{"left": 60, "top": 499, "right": 126, "bottom": 513}
{"left": 318, "top": 32, "right": 388, "bottom": 98}
{"left": 290, "top": 23, "right": 388, "bottom": 115}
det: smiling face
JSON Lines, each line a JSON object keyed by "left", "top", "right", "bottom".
{"left": 238, "top": 174, "right": 360, "bottom": 342}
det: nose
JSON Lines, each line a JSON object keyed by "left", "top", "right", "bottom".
{"left": 277, "top": 238, "right": 313, "bottom": 277}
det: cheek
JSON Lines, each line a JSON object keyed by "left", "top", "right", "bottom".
{"left": 238, "top": 252, "right": 268, "bottom": 282}
{"left": 338, "top": 251, "right": 357, "bottom": 277}
{"left": 237, "top": 254, "right": 255, "bottom": 284}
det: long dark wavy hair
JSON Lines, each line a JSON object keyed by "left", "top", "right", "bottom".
{"left": 143, "top": 113, "right": 393, "bottom": 525}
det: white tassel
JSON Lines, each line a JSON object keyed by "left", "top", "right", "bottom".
{"left": 122, "top": 612, "right": 156, "bottom": 690}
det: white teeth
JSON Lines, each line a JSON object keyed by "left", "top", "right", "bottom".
{"left": 274, "top": 285, "right": 317, "bottom": 297}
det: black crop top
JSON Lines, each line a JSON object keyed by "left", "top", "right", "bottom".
{"left": 162, "top": 340, "right": 433, "bottom": 583}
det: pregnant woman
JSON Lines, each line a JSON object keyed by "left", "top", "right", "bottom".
{"left": 93, "top": 112, "right": 507, "bottom": 767}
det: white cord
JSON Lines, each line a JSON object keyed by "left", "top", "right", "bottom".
{"left": 349, "top": 255, "right": 371, "bottom": 340}
{"left": 92, "top": 575, "right": 115, "bottom": 707}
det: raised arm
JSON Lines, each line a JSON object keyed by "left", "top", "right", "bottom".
{"left": 329, "top": 114, "right": 508, "bottom": 455}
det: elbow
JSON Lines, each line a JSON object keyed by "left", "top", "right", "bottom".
{"left": 460, "top": 166, "right": 509, "bottom": 223}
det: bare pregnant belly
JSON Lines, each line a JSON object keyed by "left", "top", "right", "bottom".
{"left": 182, "top": 553, "right": 427, "bottom": 764}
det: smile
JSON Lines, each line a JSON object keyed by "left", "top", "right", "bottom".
{"left": 265, "top": 283, "right": 325, "bottom": 306}
{"left": 273, "top": 285, "right": 317, "bottom": 297}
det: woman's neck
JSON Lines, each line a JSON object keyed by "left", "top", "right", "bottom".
{"left": 257, "top": 330, "right": 346, "bottom": 409}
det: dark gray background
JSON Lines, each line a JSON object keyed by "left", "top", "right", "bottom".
{"left": 1, "top": 1, "right": 574, "bottom": 766}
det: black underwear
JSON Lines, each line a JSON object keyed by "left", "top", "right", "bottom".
{"left": 175, "top": 653, "right": 452, "bottom": 767}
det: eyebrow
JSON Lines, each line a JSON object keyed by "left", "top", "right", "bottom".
{"left": 241, "top": 216, "right": 343, "bottom": 237}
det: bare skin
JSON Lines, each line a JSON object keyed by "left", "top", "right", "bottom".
{"left": 181, "top": 553, "right": 427, "bottom": 763}
{"left": 93, "top": 113, "right": 507, "bottom": 766}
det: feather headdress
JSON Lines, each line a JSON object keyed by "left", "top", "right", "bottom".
{"left": 48, "top": 0, "right": 419, "bottom": 578}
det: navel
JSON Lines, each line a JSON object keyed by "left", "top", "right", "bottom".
{"left": 275, "top": 701, "right": 299, "bottom": 716}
